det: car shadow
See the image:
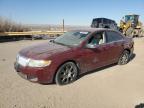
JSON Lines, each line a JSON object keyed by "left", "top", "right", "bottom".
{"left": 129, "top": 53, "right": 136, "bottom": 62}
{"left": 135, "top": 103, "right": 144, "bottom": 108}
{"left": 78, "top": 63, "right": 117, "bottom": 80}
{"left": 43, "top": 53, "right": 136, "bottom": 85}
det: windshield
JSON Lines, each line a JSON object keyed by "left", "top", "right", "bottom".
{"left": 54, "top": 31, "right": 90, "bottom": 46}
{"left": 125, "top": 15, "right": 134, "bottom": 22}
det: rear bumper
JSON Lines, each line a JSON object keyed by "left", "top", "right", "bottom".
{"left": 14, "top": 62, "right": 54, "bottom": 84}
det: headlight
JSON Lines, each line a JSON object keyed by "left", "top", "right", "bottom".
{"left": 28, "top": 59, "right": 52, "bottom": 67}
{"left": 16, "top": 54, "right": 19, "bottom": 60}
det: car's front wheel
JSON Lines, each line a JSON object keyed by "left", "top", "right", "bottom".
{"left": 118, "top": 50, "right": 130, "bottom": 65}
{"left": 55, "top": 62, "right": 78, "bottom": 85}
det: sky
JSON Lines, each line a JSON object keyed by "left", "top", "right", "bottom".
{"left": 0, "top": 0, "right": 144, "bottom": 26}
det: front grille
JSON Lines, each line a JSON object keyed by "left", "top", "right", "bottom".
{"left": 17, "top": 72, "right": 28, "bottom": 79}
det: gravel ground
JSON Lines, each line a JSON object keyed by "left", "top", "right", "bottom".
{"left": 0, "top": 38, "right": 144, "bottom": 108}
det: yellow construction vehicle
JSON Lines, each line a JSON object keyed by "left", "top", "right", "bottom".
{"left": 119, "top": 14, "right": 143, "bottom": 37}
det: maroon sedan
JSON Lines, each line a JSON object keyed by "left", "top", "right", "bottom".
{"left": 14, "top": 28, "right": 134, "bottom": 85}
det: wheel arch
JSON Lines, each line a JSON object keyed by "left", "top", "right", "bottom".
{"left": 124, "top": 48, "right": 131, "bottom": 54}
{"left": 53, "top": 59, "right": 80, "bottom": 82}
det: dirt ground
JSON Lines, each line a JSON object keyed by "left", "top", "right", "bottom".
{"left": 0, "top": 38, "right": 144, "bottom": 108}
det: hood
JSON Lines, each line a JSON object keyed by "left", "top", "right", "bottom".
{"left": 19, "top": 42, "right": 71, "bottom": 59}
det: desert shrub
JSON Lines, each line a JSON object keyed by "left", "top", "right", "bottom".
{"left": 0, "top": 17, "right": 30, "bottom": 32}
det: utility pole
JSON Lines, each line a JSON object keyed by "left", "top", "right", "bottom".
{"left": 62, "top": 19, "right": 64, "bottom": 32}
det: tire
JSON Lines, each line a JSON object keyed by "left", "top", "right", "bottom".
{"left": 55, "top": 62, "right": 78, "bottom": 85}
{"left": 118, "top": 50, "right": 130, "bottom": 65}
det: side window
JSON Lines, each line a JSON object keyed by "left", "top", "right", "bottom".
{"left": 103, "top": 19, "right": 107, "bottom": 24}
{"left": 88, "top": 32, "right": 106, "bottom": 45}
{"left": 106, "top": 31, "right": 123, "bottom": 43}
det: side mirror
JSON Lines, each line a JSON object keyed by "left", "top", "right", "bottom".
{"left": 49, "top": 39, "right": 54, "bottom": 42}
{"left": 86, "top": 44, "right": 97, "bottom": 49}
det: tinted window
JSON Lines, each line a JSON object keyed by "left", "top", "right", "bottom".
{"left": 107, "top": 20, "right": 110, "bottom": 24}
{"left": 103, "top": 19, "right": 107, "bottom": 24}
{"left": 106, "top": 31, "right": 123, "bottom": 43}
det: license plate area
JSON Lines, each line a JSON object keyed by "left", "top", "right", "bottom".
{"left": 18, "top": 72, "right": 27, "bottom": 79}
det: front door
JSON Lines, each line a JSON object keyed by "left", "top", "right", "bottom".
{"left": 78, "top": 31, "right": 110, "bottom": 73}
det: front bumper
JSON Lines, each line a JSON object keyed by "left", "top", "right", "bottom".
{"left": 14, "top": 62, "right": 54, "bottom": 84}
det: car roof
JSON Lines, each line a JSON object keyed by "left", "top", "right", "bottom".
{"left": 92, "top": 18, "right": 116, "bottom": 23}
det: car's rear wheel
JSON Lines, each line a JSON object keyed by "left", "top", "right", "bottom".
{"left": 55, "top": 62, "right": 78, "bottom": 85}
{"left": 118, "top": 50, "right": 130, "bottom": 65}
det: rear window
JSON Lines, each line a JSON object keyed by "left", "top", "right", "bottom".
{"left": 106, "top": 31, "right": 123, "bottom": 43}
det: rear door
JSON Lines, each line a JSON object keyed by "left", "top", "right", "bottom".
{"left": 105, "top": 31, "right": 124, "bottom": 64}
